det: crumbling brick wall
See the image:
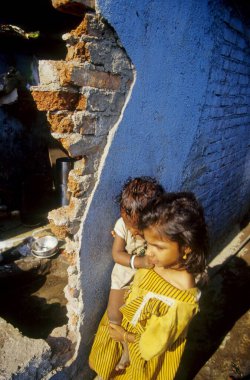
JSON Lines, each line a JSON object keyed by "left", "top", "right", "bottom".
{"left": 31, "top": 0, "right": 134, "bottom": 360}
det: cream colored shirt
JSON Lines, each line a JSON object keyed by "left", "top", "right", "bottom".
{"left": 111, "top": 217, "right": 146, "bottom": 290}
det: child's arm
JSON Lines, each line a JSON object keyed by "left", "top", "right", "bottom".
{"left": 109, "top": 323, "right": 136, "bottom": 343}
{"left": 110, "top": 302, "right": 199, "bottom": 360}
{"left": 112, "top": 234, "right": 131, "bottom": 267}
{"left": 112, "top": 234, "right": 153, "bottom": 268}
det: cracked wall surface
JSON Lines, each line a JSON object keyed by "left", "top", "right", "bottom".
{"left": 30, "top": 1, "right": 135, "bottom": 377}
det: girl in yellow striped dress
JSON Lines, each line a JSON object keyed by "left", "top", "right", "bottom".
{"left": 89, "top": 192, "right": 208, "bottom": 380}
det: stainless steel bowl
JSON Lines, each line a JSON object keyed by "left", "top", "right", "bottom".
{"left": 31, "top": 235, "right": 58, "bottom": 258}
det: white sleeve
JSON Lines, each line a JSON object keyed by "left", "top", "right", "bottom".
{"left": 113, "top": 217, "right": 127, "bottom": 239}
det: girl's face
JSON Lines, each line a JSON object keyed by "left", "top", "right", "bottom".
{"left": 121, "top": 209, "right": 142, "bottom": 237}
{"left": 144, "top": 226, "right": 181, "bottom": 269}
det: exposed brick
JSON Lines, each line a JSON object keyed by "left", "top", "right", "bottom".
{"left": 72, "top": 157, "right": 87, "bottom": 175}
{"left": 62, "top": 250, "right": 77, "bottom": 266}
{"left": 65, "top": 284, "right": 79, "bottom": 299}
{"left": 52, "top": 0, "right": 95, "bottom": 16}
{"left": 73, "top": 112, "right": 96, "bottom": 134}
{"left": 67, "top": 220, "right": 81, "bottom": 236}
{"left": 31, "top": 89, "right": 81, "bottom": 111}
{"left": 58, "top": 134, "right": 105, "bottom": 157}
{"left": 30, "top": 0, "right": 133, "bottom": 281}
{"left": 66, "top": 296, "right": 81, "bottom": 316}
{"left": 71, "top": 13, "right": 107, "bottom": 38}
{"left": 93, "top": 115, "right": 119, "bottom": 136}
{"left": 47, "top": 111, "right": 75, "bottom": 133}
{"left": 65, "top": 238, "right": 80, "bottom": 257}
{"left": 67, "top": 311, "right": 79, "bottom": 328}
{"left": 66, "top": 42, "right": 90, "bottom": 62}
{"left": 68, "top": 196, "right": 87, "bottom": 220}
{"left": 71, "top": 14, "right": 96, "bottom": 37}
{"left": 76, "top": 94, "right": 87, "bottom": 110}
{"left": 59, "top": 63, "right": 75, "bottom": 86}
{"left": 85, "top": 89, "right": 125, "bottom": 114}
{"left": 68, "top": 174, "right": 81, "bottom": 197}
{"left": 38, "top": 60, "right": 64, "bottom": 86}
{"left": 49, "top": 221, "right": 69, "bottom": 240}
{"left": 68, "top": 173, "right": 93, "bottom": 197}
{"left": 86, "top": 41, "right": 132, "bottom": 73}
{"left": 61, "top": 63, "right": 121, "bottom": 90}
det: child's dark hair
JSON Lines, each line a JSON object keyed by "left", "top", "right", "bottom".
{"left": 118, "top": 176, "right": 164, "bottom": 220}
{"left": 139, "top": 192, "right": 209, "bottom": 275}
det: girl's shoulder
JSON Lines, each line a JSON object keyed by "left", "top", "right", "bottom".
{"left": 173, "top": 271, "right": 195, "bottom": 291}
{"left": 155, "top": 268, "right": 195, "bottom": 291}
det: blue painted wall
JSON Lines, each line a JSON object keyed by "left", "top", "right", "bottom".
{"left": 94, "top": 0, "right": 213, "bottom": 190}
{"left": 78, "top": 0, "right": 250, "bottom": 374}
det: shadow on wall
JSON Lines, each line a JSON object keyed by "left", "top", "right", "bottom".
{"left": 175, "top": 255, "right": 250, "bottom": 380}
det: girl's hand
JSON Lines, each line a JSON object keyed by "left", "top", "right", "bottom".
{"left": 109, "top": 323, "right": 125, "bottom": 342}
{"left": 139, "top": 255, "right": 154, "bottom": 269}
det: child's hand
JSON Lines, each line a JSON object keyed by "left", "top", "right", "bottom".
{"left": 109, "top": 323, "right": 125, "bottom": 342}
{"left": 111, "top": 230, "right": 116, "bottom": 238}
{"left": 141, "top": 255, "right": 154, "bottom": 269}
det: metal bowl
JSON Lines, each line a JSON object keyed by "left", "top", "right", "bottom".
{"left": 31, "top": 235, "right": 58, "bottom": 258}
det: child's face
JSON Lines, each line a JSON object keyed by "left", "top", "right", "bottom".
{"left": 121, "top": 210, "right": 142, "bottom": 238}
{"left": 144, "top": 226, "right": 180, "bottom": 269}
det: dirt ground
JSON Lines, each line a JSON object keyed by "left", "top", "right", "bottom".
{"left": 1, "top": 215, "right": 249, "bottom": 380}
{"left": 175, "top": 224, "right": 250, "bottom": 380}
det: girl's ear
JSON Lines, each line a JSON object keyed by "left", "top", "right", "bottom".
{"left": 183, "top": 246, "right": 192, "bottom": 260}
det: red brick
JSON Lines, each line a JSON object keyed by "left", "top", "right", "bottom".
{"left": 61, "top": 63, "right": 121, "bottom": 90}
{"left": 31, "top": 90, "right": 80, "bottom": 111}
{"left": 66, "top": 42, "right": 90, "bottom": 62}
{"left": 47, "top": 111, "right": 74, "bottom": 133}
{"left": 52, "top": 0, "right": 95, "bottom": 16}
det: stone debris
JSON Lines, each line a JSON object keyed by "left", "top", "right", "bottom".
{"left": 0, "top": 317, "right": 52, "bottom": 379}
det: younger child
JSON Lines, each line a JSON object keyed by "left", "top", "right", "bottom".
{"left": 107, "top": 177, "right": 164, "bottom": 370}
{"left": 89, "top": 192, "right": 208, "bottom": 380}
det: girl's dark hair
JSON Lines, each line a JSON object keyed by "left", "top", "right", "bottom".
{"left": 118, "top": 176, "right": 164, "bottom": 220}
{"left": 139, "top": 192, "right": 209, "bottom": 275}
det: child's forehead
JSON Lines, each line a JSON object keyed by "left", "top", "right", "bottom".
{"left": 144, "top": 225, "right": 172, "bottom": 242}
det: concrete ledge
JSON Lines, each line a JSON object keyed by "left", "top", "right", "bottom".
{"left": 208, "top": 222, "right": 250, "bottom": 269}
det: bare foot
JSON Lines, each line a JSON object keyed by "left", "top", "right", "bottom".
{"left": 115, "top": 343, "right": 130, "bottom": 371}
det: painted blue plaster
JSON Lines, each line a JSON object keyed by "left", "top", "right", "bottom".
{"left": 78, "top": 0, "right": 216, "bottom": 374}
{"left": 94, "top": 0, "right": 213, "bottom": 190}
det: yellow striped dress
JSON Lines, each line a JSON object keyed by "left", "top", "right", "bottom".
{"left": 89, "top": 268, "right": 200, "bottom": 380}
